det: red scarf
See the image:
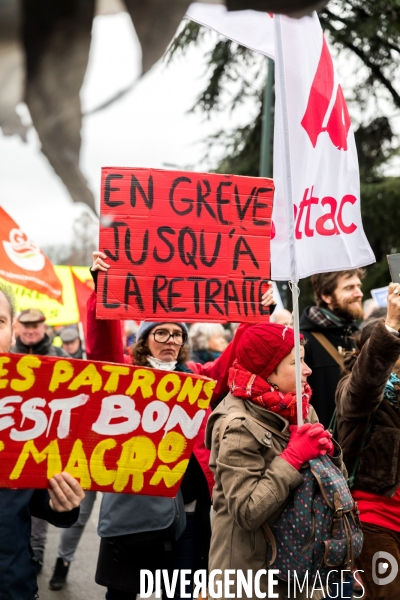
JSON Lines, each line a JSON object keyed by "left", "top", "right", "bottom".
{"left": 228, "top": 360, "right": 311, "bottom": 424}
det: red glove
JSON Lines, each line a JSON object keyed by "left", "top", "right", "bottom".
{"left": 297, "top": 422, "right": 334, "bottom": 456}
{"left": 280, "top": 423, "right": 334, "bottom": 471}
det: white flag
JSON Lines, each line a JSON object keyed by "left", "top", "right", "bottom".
{"left": 271, "top": 14, "right": 374, "bottom": 280}
{"left": 186, "top": 5, "right": 375, "bottom": 280}
{"left": 186, "top": 3, "right": 274, "bottom": 58}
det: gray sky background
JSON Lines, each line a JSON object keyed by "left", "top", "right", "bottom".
{"left": 0, "top": 12, "right": 258, "bottom": 249}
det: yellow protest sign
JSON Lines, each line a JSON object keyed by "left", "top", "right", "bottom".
{"left": 0, "top": 266, "right": 93, "bottom": 326}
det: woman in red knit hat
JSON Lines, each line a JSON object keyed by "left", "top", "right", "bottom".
{"left": 205, "top": 322, "right": 339, "bottom": 600}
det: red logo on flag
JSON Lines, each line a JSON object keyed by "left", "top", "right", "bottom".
{"left": 0, "top": 207, "right": 63, "bottom": 302}
{"left": 301, "top": 35, "right": 351, "bottom": 151}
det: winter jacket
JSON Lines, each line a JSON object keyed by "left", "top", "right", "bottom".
{"left": 336, "top": 319, "right": 400, "bottom": 497}
{"left": 98, "top": 483, "right": 186, "bottom": 538}
{"left": 205, "top": 393, "right": 343, "bottom": 599}
{"left": 0, "top": 488, "right": 79, "bottom": 600}
{"left": 11, "top": 334, "right": 69, "bottom": 357}
{"left": 300, "top": 307, "right": 358, "bottom": 428}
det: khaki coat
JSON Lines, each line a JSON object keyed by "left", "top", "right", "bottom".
{"left": 205, "top": 393, "right": 344, "bottom": 600}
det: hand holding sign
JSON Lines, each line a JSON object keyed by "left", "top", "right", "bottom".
{"left": 92, "top": 251, "right": 110, "bottom": 273}
{"left": 48, "top": 472, "right": 85, "bottom": 512}
{"left": 261, "top": 281, "right": 274, "bottom": 308}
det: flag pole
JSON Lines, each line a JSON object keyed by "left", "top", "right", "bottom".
{"left": 274, "top": 15, "right": 303, "bottom": 427}
{"left": 259, "top": 58, "right": 275, "bottom": 178}
{"left": 291, "top": 282, "right": 303, "bottom": 426}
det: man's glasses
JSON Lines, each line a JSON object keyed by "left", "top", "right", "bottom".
{"left": 151, "top": 329, "right": 187, "bottom": 346}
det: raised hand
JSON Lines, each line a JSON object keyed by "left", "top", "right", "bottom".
{"left": 385, "top": 282, "right": 400, "bottom": 332}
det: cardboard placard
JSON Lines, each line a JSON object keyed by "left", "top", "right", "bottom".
{"left": 97, "top": 168, "right": 273, "bottom": 322}
{"left": 0, "top": 354, "right": 215, "bottom": 496}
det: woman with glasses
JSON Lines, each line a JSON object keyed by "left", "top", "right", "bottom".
{"left": 88, "top": 252, "right": 275, "bottom": 600}
{"left": 133, "top": 322, "right": 190, "bottom": 370}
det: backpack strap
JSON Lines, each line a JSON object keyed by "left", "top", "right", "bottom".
{"left": 328, "top": 407, "right": 338, "bottom": 437}
{"left": 218, "top": 411, "right": 288, "bottom": 447}
{"left": 310, "top": 332, "right": 344, "bottom": 368}
{"left": 316, "top": 331, "right": 373, "bottom": 487}
{"left": 262, "top": 522, "right": 277, "bottom": 566}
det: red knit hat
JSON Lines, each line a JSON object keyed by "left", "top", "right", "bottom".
{"left": 236, "top": 323, "right": 300, "bottom": 380}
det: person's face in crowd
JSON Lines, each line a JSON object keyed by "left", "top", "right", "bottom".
{"left": 0, "top": 292, "right": 12, "bottom": 353}
{"left": 322, "top": 274, "right": 363, "bottom": 320}
{"left": 208, "top": 334, "right": 227, "bottom": 353}
{"left": 146, "top": 323, "right": 184, "bottom": 362}
{"left": 267, "top": 345, "right": 312, "bottom": 395}
{"left": 62, "top": 338, "right": 81, "bottom": 355}
{"left": 18, "top": 321, "right": 46, "bottom": 346}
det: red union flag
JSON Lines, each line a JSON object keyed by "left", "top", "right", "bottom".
{"left": 271, "top": 14, "right": 374, "bottom": 279}
{"left": 0, "top": 207, "right": 63, "bottom": 302}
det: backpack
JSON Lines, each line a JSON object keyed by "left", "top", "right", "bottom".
{"left": 219, "top": 412, "right": 363, "bottom": 584}
{"left": 265, "top": 454, "right": 363, "bottom": 583}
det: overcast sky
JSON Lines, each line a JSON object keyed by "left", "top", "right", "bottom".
{"left": 0, "top": 11, "right": 257, "bottom": 249}
{"left": 0, "top": 10, "right": 398, "bottom": 253}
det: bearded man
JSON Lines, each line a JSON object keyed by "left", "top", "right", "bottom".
{"left": 300, "top": 269, "right": 364, "bottom": 429}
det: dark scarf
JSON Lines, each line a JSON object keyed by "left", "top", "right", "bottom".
{"left": 191, "top": 349, "right": 221, "bottom": 364}
{"left": 384, "top": 373, "right": 400, "bottom": 405}
{"left": 308, "top": 306, "right": 356, "bottom": 329}
{"left": 228, "top": 360, "right": 311, "bottom": 425}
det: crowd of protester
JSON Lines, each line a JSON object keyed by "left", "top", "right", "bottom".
{"left": 0, "top": 256, "right": 399, "bottom": 600}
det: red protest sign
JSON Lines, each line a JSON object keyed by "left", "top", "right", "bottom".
{"left": 97, "top": 168, "right": 273, "bottom": 322}
{"left": 0, "top": 354, "right": 214, "bottom": 496}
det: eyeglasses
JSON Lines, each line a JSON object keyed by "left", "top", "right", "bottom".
{"left": 151, "top": 328, "right": 187, "bottom": 346}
